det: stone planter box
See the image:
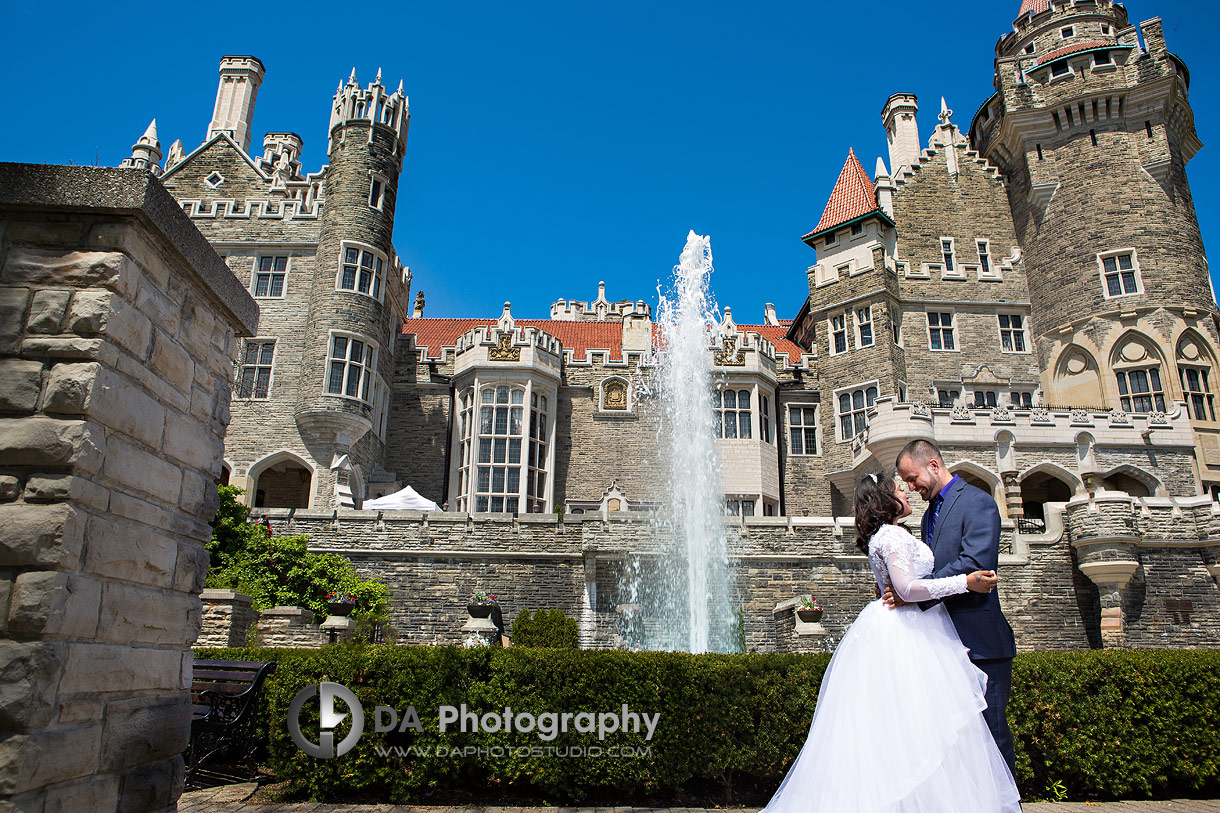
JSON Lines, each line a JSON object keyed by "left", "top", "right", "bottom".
{"left": 797, "top": 608, "right": 823, "bottom": 623}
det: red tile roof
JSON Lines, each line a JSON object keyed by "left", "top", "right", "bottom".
{"left": 802, "top": 149, "right": 879, "bottom": 242}
{"left": 1037, "top": 41, "right": 1114, "bottom": 66}
{"left": 740, "top": 324, "right": 806, "bottom": 365}
{"left": 404, "top": 318, "right": 625, "bottom": 361}
{"left": 1018, "top": 0, "right": 1050, "bottom": 16}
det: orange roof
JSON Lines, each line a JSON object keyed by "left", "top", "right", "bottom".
{"left": 405, "top": 318, "right": 807, "bottom": 366}
{"left": 740, "top": 324, "right": 806, "bottom": 365}
{"left": 802, "top": 149, "right": 880, "bottom": 242}
{"left": 1037, "top": 41, "right": 1114, "bottom": 66}
{"left": 404, "top": 318, "right": 625, "bottom": 361}
{"left": 1018, "top": 0, "right": 1049, "bottom": 15}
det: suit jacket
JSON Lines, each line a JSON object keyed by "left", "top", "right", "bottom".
{"left": 919, "top": 477, "right": 1017, "bottom": 661}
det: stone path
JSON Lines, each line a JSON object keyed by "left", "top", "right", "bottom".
{"left": 178, "top": 786, "right": 1220, "bottom": 813}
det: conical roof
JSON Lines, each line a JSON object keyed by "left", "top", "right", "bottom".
{"left": 1018, "top": 0, "right": 1050, "bottom": 15}
{"left": 802, "top": 148, "right": 881, "bottom": 242}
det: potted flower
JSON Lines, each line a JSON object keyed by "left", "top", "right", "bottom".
{"left": 796, "top": 595, "right": 823, "bottom": 623}
{"left": 467, "top": 590, "right": 498, "bottom": 618}
{"left": 326, "top": 592, "right": 357, "bottom": 616}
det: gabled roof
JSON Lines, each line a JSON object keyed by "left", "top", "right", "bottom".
{"left": 1018, "top": 0, "right": 1050, "bottom": 15}
{"left": 801, "top": 149, "right": 884, "bottom": 243}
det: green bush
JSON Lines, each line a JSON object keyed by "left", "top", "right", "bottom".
{"left": 206, "top": 485, "right": 389, "bottom": 624}
{"left": 191, "top": 646, "right": 1220, "bottom": 804}
{"left": 510, "top": 609, "right": 579, "bottom": 649}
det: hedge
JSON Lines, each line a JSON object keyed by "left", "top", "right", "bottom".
{"left": 191, "top": 646, "right": 1220, "bottom": 804}
{"left": 510, "top": 609, "right": 579, "bottom": 649}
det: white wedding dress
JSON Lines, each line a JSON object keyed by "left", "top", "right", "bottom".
{"left": 761, "top": 523, "right": 1021, "bottom": 813}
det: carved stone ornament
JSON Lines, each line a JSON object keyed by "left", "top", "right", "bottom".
{"left": 910, "top": 400, "right": 930, "bottom": 418}
{"left": 1109, "top": 409, "right": 1130, "bottom": 425}
{"left": 1030, "top": 407, "right": 1051, "bottom": 423}
{"left": 488, "top": 331, "right": 521, "bottom": 362}
{"left": 1070, "top": 408, "right": 1092, "bottom": 425}
{"left": 950, "top": 404, "right": 973, "bottom": 421}
{"left": 991, "top": 405, "right": 1012, "bottom": 422}
{"left": 714, "top": 336, "right": 745, "bottom": 366}
{"left": 603, "top": 379, "right": 628, "bottom": 411}
{"left": 1149, "top": 410, "right": 1170, "bottom": 426}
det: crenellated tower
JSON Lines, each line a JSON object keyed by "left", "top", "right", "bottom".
{"left": 970, "top": 0, "right": 1220, "bottom": 487}
{"left": 293, "top": 68, "right": 412, "bottom": 503}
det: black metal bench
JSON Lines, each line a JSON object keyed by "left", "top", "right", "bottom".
{"left": 186, "top": 659, "right": 276, "bottom": 784}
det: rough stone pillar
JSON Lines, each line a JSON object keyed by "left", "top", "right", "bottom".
{"left": 0, "top": 164, "right": 257, "bottom": 812}
{"left": 197, "top": 589, "right": 258, "bottom": 648}
{"left": 1065, "top": 495, "right": 1142, "bottom": 647}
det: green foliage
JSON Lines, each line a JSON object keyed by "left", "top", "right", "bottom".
{"left": 191, "top": 646, "right": 1220, "bottom": 805}
{"left": 206, "top": 485, "right": 389, "bottom": 623}
{"left": 510, "top": 609, "right": 579, "bottom": 648}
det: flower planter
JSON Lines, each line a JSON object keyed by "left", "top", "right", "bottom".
{"left": 796, "top": 608, "right": 823, "bottom": 623}
{"left": 468, "top": 603, "right": 496, "bottom": 619}
{"left": 327, "top": 601, "right": 356, "bottom": 617}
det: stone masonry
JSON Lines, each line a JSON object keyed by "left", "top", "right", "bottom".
{"left": 0, "top": 164, "right": 256, "bottom": 813}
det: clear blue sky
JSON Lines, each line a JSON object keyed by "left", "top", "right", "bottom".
{"left": 3, "top": 1, "right": 1215, "bottom": 323}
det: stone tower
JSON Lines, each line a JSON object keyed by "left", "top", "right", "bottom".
{"left": 294, "top": 69, "right": 411, "bottom": 505}
{"left": 970, "top": 0, "right": 1220, "bottom": 490}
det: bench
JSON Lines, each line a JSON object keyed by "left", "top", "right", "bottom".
{"left": 186, "top": 659, "right": 276, "bottom": 784}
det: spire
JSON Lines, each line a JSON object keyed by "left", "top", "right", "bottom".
{"left": 875, "top": 156, "right": 890, "bottom": 180}
{"left": 120, "top": 118, "right": 163, "bottom": 175}
{"left": 140, "top": 119, "right": 159, "bottom": 146}
{"left": 374, "top": 67, "right": 383, "bottom": 85}
{"left": 939, "top": 97, "right": 953, "bottom": 126}
{"left": 396, "top": 79, "right": 404, "bottom": 95}
{"left": 348, "top": 68, "right": 358, "bottom": 85}
{"left": 802, "top": 148, "right": 881, "bottom": 241}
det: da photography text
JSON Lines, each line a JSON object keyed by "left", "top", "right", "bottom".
{"left": 288, "top": 682, "right": 660, "bottom": 760}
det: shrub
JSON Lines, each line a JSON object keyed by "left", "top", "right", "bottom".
{"left": 190, "top": 646, "right": 1220, "bottom": 805}
{"left": 510, "top": 609, "right": 579, "bottom": 649}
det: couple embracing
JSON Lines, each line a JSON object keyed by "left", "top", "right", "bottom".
{"left": 762, "top": 439, "right": 1021, "bottom": 812}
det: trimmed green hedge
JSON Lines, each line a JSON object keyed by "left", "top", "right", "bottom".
{"left": 510, "top": 609, "right": 579, "bottom": 648}
{"left": 192, "top": 646, "right": 1220, "bottom": 804}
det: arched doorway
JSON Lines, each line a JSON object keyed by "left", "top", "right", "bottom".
{"left": 1020, "top": 470, "right": 1074, "bottom": 521}
{"left": 249, "top": 451, "right": 313, "bottom": 508}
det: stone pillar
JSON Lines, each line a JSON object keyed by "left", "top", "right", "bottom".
{"left": 320, "top": 615, "right": 357, "bottom": 644}
{"left": 197, "top": 589, "right": 258, "bottom": 648}
{"left": 1001, "top": 471, "right": 1023, "bottom": 519}
{"left": 0, "top": 164, "right": 257, "bottom": 812}
{"left": 256, "top": 606, "right": 325, "bottom": 648}
{"left": 1065, "top": 495, "right": 1142, "bottom": 647}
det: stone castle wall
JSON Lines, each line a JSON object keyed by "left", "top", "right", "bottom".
{"left": 0, "top": 164, "right": 256, "bottom": 812}
{"left": 264, "top": 494, "right": 1220, "bottom": 653}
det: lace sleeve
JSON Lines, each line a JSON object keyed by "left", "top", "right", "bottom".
{"left": 874, "top": 525, "right": 970, "bottom": 602}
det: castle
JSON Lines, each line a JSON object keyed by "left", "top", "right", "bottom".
{"left": 119, "top": 0, "right": 1220, "bottom": 650}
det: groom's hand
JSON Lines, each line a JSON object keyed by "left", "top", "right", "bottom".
{"left": 882, "top": 587, "right": 909, "bottom": 610}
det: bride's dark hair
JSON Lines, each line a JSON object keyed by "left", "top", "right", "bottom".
{"left": 854, "top": 474, "right": 904, "bottom": 554}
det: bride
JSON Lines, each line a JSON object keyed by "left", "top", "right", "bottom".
{"left": 760, "top": 473, "right": 1022, "bottom": 813}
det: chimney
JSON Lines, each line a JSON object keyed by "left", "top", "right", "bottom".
{"left": 208, "top": 55, "right": 266, "bottom": 153}
{"left": 763, "top": 303, "right": 779, "bottom": 326}
{"left": 881, "top": 93, "right": 920, "bottom": 175}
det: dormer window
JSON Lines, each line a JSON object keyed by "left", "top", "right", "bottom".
{"left": 851, "top": 222, "right": 864, "bottom": 236}
{"left": 825, "top": 231, "right": 837, "bottom": 247}
{"left": 1050, "top": 60, "right": 1071, "bottom": 78}
{"left": 1094, "top": 51, "right": 1112, "bottom": 66}
{"left": 1060, "top": 25, "right": 1074, "bottom": 38}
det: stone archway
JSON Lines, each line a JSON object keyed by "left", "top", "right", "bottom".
{"left": 248, "top": 451, "right": 313, "bottom": 508}
{"left": 1019, "top": 467, "right": 1076, "bottom": 521}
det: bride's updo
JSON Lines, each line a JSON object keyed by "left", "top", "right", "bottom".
{"left": 854, "top": 474, "right": 904, "bottom": 554}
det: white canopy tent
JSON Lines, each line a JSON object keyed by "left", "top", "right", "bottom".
{"left": 361, "top": 485, "right": 441, "bottom": 512}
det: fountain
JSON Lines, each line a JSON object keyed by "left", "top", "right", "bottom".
{"left": 623, "top": 231, "right": 737, "bottom": 653}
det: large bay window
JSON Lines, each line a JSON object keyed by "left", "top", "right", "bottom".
{"left": 455, "top": 381, "right": 552, "bottom": 513}
{"left": 714, "top": 388, "right": 752, "bottom": 439}
{"left": 837, "top": 383, "right": 878, "bottom": 441}
{"left": 338, "top": 243, "right": 385, "bottom": 300}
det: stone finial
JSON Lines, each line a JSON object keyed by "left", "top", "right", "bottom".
{"left": 764, "top": 303, "right": 779, "bottom": 326}
{"left": 374, "top": 67, "right": 383, "bottom": 85}
{"left": 939, "top": 96, "right": 953, "bottom": 126}
{"left": 413, "top": 291, "right": 425, "bottom": 318}
{"left": 348, "top": 68, "right": 358, "bottom": 86}
{"left": 497, "top": 301, "right": 515, "bottom": 332}
{"left": 397, "top": 79, "right": 405, "bottom": 95}
{"left": 120, "top": 119, "right": 163, "bottom": 176}
{"left": 875, "top": 156, "right": 890, "bottom": 180}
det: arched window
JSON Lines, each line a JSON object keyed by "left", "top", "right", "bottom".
{"left": 1053, "top": 345, "right": 1103, "bottom": 406}
{"left": 1177, "top": 333, "right": 1217, "bottom": 421}
{"left": 1112, "top": 335, "right": 1166, "bottom": 413}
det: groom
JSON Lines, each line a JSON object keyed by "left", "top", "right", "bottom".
{"left": 892, "top": 439, "right": 1018, "bottom": 776}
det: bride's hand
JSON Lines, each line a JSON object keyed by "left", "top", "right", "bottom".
{"left": 967, "top": 570, "right": 998, "bottom": 593}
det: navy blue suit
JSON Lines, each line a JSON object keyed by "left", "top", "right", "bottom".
{"left": 920, "top": 477, "right": 1017, "bottom": 775}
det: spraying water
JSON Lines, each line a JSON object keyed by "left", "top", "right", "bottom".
{"left": 645, "top": 231, "right": 736, "bottom": 653}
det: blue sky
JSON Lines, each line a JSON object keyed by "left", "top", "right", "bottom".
{"left": 3, "top": 1, "right": 1215, "bottom": 323}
